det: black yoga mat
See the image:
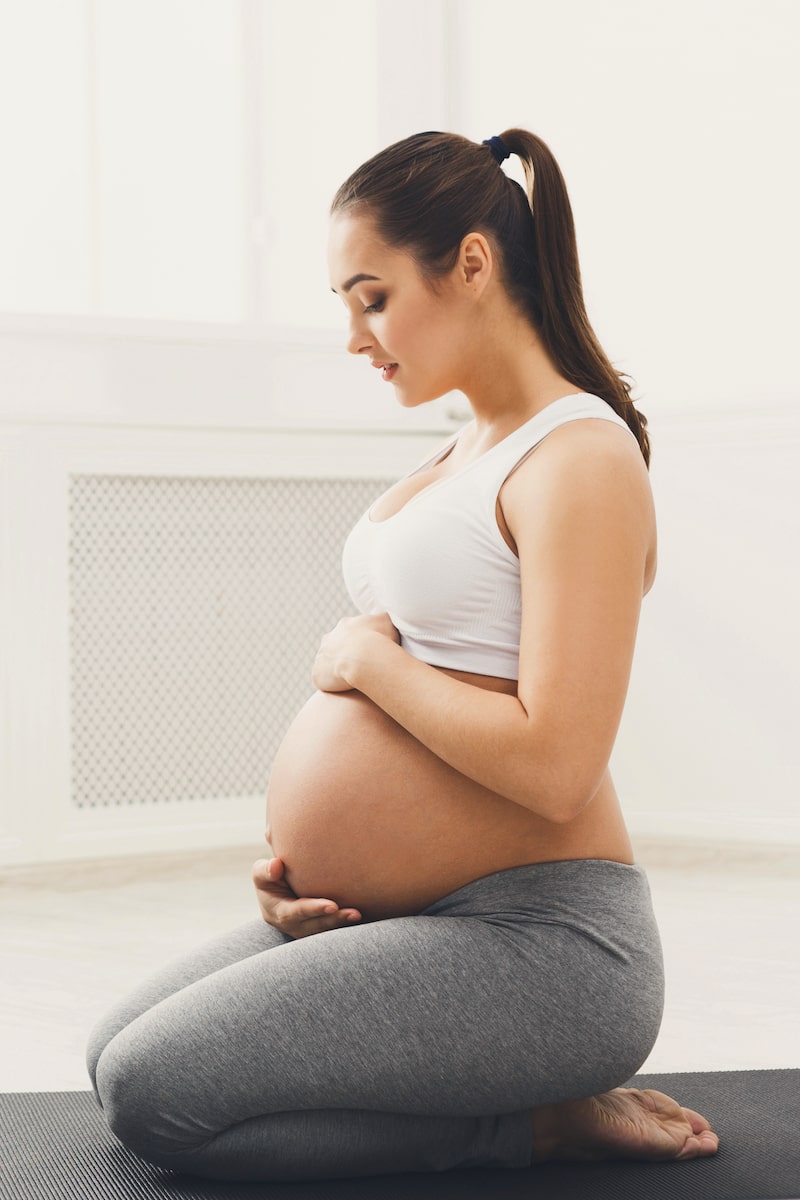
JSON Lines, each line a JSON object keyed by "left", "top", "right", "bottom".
{"left": 1, "top": 1070, "right": 798, "bottom": 1200}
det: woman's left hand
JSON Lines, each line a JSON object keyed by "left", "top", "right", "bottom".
{"left": 312, "top": 613, "right": 400, "bottom": 692}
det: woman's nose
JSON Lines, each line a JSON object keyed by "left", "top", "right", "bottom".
{"left": 346, "top": 318, "right": 372, "bottom": 357}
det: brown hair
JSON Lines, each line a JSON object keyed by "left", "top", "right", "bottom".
{"left": 332, "top": 128, "right": 650, "bottom": 467}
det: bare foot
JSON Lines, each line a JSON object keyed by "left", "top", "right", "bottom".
{"left": 531, "top": 1087, "right": 720, "bottom": 1164}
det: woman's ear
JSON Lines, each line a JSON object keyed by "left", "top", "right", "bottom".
{"left": 458, "top": 232, "right": 493, "bottom": 295}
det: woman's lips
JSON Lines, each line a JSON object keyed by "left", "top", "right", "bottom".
{"left": 372, "top": 361, "right": 398, "bottom": 382}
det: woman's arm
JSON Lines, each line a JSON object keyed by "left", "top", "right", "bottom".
{"left": 314, "top": 421, "right": 655, "bottom": 824}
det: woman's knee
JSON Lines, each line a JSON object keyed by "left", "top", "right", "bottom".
{"left": 85, "top": 1006, "right": 148, "bottom": 1102}
{"left": 94, "top": 1027, "right": 202, "bottom": 1163}
{"left": 85, "top": 1007, "right": 130, "bottom": 1099}
{"left": 85, "top": 1022, "right": 107, "bottom": 1095}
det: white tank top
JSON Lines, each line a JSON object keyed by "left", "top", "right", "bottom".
{"left": 342, "top": 393, "right": 634, "bottom": 680}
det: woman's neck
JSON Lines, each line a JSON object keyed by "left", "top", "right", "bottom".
{"left": 458, "top": 302, "right": 578, "bottom": 438}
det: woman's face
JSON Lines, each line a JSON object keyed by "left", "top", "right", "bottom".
{"left": 328, "top": 214, "right": 469, "bottom": 408}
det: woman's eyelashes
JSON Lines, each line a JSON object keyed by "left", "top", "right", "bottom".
{"left": 363, "top": 296, "right": 385, "bottom": 314}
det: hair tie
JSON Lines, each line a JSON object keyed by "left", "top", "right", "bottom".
{"left": 482, "top": 135, "right": 511, "bottom": 165}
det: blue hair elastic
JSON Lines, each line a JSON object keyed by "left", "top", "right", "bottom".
{"left": 482, "top": 135, "right": 511, "bottom": 164}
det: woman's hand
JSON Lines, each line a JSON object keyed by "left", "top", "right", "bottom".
{"left": 251, "top": 857, "right": 362, "bottom": 939}
{"left": 312, "top": 613, "right": 400, "bottom": 693}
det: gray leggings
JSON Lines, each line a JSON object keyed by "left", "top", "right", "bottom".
{"left": 87, "top": 859, "right": 664, "bottom": 1182}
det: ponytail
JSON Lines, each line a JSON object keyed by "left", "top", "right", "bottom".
{"left": 497, "top": 128, "right": 650, "bottom": 466}
{"left": 332, "top": 128, "right": 651, "bottom": 467}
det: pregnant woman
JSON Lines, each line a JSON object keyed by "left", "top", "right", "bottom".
{"left": 87, "top": 129, "right": 719, "bottom": 1180}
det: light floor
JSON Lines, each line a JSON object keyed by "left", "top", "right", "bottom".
{"left": 1, "top": 838, "right": 798, "bottom": 1092}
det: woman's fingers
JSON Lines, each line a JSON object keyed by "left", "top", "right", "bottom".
{"left": 312, "top": 612, "right": 401, "bottom": 692}
{"left": 292, "top": 904, "right": 363, "bottom": 938}
{"left": 276, "top": 899, "right": 363, "bottom": 939}
{"left": 252, "top": 858, "right": 362, "bottom": 938}
{"left": 265, "top": 856, "right": 285, "bottom": 881}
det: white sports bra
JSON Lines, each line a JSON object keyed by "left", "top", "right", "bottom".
{"left": 342, "top": 393, "right": 634, "bottom": 681}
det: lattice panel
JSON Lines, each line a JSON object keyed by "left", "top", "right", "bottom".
{"left": 68, "top": 474, "right": 391, "bottom": 808}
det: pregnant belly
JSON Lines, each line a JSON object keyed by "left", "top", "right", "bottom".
{"left": 265, "top": 688, "right": 548, "bottom": 920}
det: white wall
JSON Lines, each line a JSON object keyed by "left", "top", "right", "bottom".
{"left": 613, "top": 401, "right": 800, "bottom": 843}
{"left": 456, "top": 0, "right": 800, "bottom": 415}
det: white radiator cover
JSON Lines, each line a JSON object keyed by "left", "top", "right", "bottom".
{"left": 0, "top": 425, "right": 436, "bottom": 865}
{"left": 68, "top": 474, "right": 392, "bottom": 811}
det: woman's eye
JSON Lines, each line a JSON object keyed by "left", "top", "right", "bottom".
{"left": 363, "top": 297, "right": 385, "bottom": 314}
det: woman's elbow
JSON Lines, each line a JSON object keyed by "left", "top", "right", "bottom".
{"left": 507, "top": 759, "right": 601, "bottom": 824}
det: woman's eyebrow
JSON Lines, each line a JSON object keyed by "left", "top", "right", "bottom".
{"left": 331, "top": 273, "right": 381, "bottom": 295}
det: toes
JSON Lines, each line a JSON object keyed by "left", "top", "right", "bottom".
{"left": 623, "top": 1089, "right": 720, "bottom": 1161}
{"left": 698, "top": 1129, "right": 720, "bottom": 1154}
{"left": 681, "top": 1106, "right": 715, "bottom": 1135}
{"left": 638, "top": 1091, "right": 717, "bottom": 1137}
{"left": 676, "top": 1129, "right": 720, "bottom": 1160}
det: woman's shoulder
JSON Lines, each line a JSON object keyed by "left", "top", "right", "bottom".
{"left": 525, "top": 409, "right": 649, "bottom": 484}
{"left": 500, "top": 412, "right": 656, "bottom": 569}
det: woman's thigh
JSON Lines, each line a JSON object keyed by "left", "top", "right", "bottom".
{"left": 86, "top": 918, "right": 289, "bottom": 1089}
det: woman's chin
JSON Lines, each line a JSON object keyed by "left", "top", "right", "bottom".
{"left": 393, "top": 387, "right": 445, "bottom": 410}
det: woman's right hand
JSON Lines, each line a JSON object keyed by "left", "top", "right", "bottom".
{"left": 251, "top": 857, "right": 362, "bottom": 939}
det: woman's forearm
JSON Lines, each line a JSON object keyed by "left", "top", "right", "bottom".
{"left": 337, "top": 632, "right": 599, "bottom": 823}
